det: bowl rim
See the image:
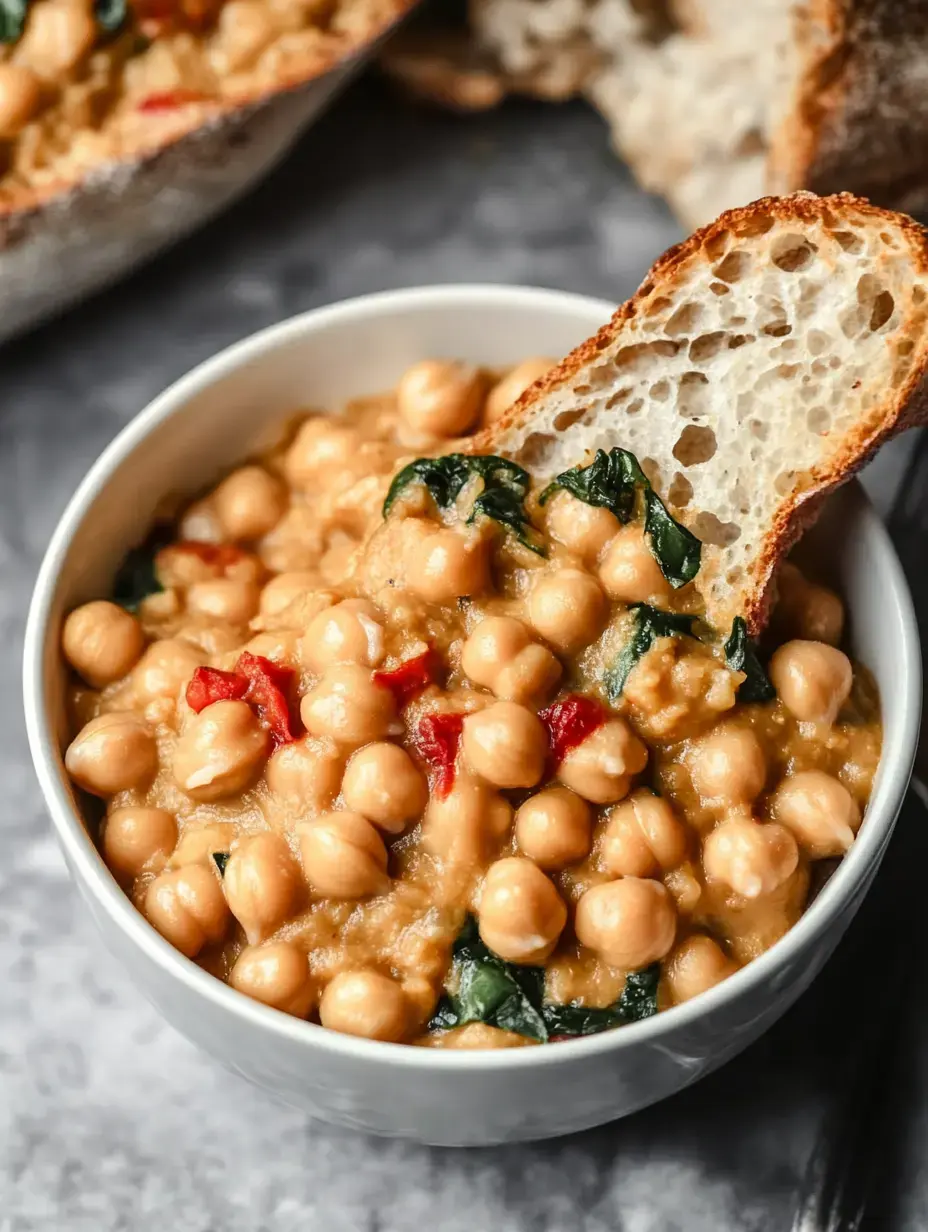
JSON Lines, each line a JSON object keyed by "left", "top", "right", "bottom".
{"left": 23, "top": 283, "right": 923, "bottom": 1072}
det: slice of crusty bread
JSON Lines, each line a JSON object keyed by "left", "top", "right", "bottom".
{"left": 470, "top": 192, "right": 928, "bottom": 635}
{"left": 382, "top": 0, "right": 928, "bottom": 230}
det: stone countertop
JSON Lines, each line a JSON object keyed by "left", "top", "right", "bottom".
{"left": 0, "top": 78, "right": 923, "bottom": 1232}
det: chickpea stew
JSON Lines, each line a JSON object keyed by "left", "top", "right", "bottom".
{"left": 61, "top": 357, "right": 882, "bottom": 1048}
{"left": 0, "top": 0, "right": 406, "bottom": 203}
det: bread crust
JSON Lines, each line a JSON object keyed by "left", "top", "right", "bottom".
{"left": 471, "top": 192, "right": 928, "bottom": 635}
{"left": 772, "top": 0, "right": 928, "bottom": 213}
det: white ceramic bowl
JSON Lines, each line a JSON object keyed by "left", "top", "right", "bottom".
{"left": 23, "top": 286, "right": 922, "bottom": 1146}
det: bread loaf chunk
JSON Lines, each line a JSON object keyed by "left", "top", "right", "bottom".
{"left": 384, "top": 1, "right": 928, "bottom": 228}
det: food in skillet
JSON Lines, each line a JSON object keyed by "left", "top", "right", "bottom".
{"left": 59, "top": 194, "right": 928, "bottom": 1047}
{"left": 0, "top": 0, "right": 417, "bottom": 342}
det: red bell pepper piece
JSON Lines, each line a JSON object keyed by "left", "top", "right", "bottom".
{"left": 373, "top": 648, "right": 440, "bottom": 708}
{"left": 138, "top": 89, "right": 208, "bottom": 113}
{"left": 172, "top": 540, "right": 246, "bottom": 572}
{"left": 538, "top": 694, "right": 606, "bottom": 767}
{"left": 236, "top": 652, "right": 301, "bottom": 749}
{"left": 413, "top": 713, "right": 465, "bottom": 799}
{"left": 185, "top": 654, "right": 301, "bottom": 749}
{"left": 186, "top": 666, "right": 249, "bottom": 714}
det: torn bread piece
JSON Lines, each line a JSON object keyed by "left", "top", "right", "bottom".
{"left": 383, "top": 1, "right": 928, "bottom": 229}
{"left": 469, "top": 192, "right": 928, "bottom": 635}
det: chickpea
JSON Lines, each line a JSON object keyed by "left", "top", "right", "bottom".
{"left": 300, "top": 664, "right": 396, "bottom": 748}
{"left": 574, "top": 877, "right": 677, "bottom": 969}
{"left": 284, "top": 419, "right": 360, "bottom": 489}
{"left": 558, "top": 718, "right": 648, "bottom": 804}
{"left": 543, "top": 490, "right": 619, "bottom": 563}
{"left": 770, "top": 770, "right": 860, "bottom": 858}
{"left": 427, "top": 1023, "right": 534, "bottom": 1049}
{"left": 689, "top": 725, "right": 766, "bottom": 808}
{"left": 299, "top": 599, "right": 385, "bottom": 673}
{"left": 600, "top": 790, "right": 687, "bottom": 878}
{"left": 169, "top": 822, "right": 236, "bottom": 869}
{"left": 666, "top": 934, "right": 737, "bottom": 1004}
{"left": 186, "top": 578, "right": 260, "bottom": 625}
{"left": 103, "top": 806, "right": 176, "bottom": 882}
{"left": 157, "top": 543, "right": 262, "bottom": 589}
{"left": 299, "top": 810, "right": 389, "bottom": 898}
{"left": 0, "top": 64, "right": 41, "bottom": 138}
{"left": 319, "top": 969, "right": 409, "bottom": 1042}
{"left": 172, "top": 700, "right": 269, "bottom": 802}
{"left": 702, "top": 818, "right": 798, "bottom": 899}
{"left": 258, "top": 571, "right": 320, "bottom": 619}
{"left": 769, "top": 640, "right": 853, "bottom": 725}
{"left": 478, "top": 857, "right": 567, "bottom": 964}
{"left": 598, "top": 524, "right": 671, "bottom": 604}
{"left": 179, "top": 498, "right": 223, "bottom": 544}
{"left": 514, "top": 787, "right": 591, "bottom": 870}
{"left": 214, "top": 0, "right": 275, "bottom": 72}
{"left": 62, "top": 600, "right": 144, "bottom": 689}
{"left": 528, "top": 568, "right": 605, "bottom": 652}
{"left": 265, "top": 737, "right": 343, "bottom": 808}
{"left": 776, "top": 563, "right": 844, "bottom": 646}
{"left": 242, "top": 631, "right": 298, "bottom": 665}
{"left": 421, "top": 772, "right": 512, "bottom": 866}
{"left": 396, "top": 360, "right": 485, "bottom": 438}
{"left": 407, "top": 528, "right": 490, "bottom": 603}
{"left": 461, "top": 616, "right": 561, "bottom": 705}
{"left": 230, "top": 941, "right": 315, "bottom": 1017}
{"left": 222, "top": 832, "right": 303, "bottom": 945}
{"left": 132, "top": 639, "right": 204, "bottom": 705}
{"left": 18, "top": 0, "right": 96, "bottom": 77}
{"left": 212, "top": 465, "right": 286, "bottom": 541}
{"left": 483, "top": 358, "right": 553, "bottom": 425}
{"left": 462, "top": 701, "right": 547, "bottom": 789}
{"left": 65, "top": 712, "right": 157, "bottom": 797}
{"left": 341, "top": 742, "right": 427, "bottom": 834}
{"left": 144, "top": 864, "right": 231, "bottom": 959}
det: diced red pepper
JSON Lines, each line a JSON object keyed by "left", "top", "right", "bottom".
{"left": 538, "top": 694, "right": 606, "bottom": 767}
{"left": 186, "top": 666, "right": 249, "bottom": 714}
{"left": 236, "top": 652, "right": 301, "bottom": 750}
{"left": 172, "top": 540, "right": 245, "bottom": 571}
{"left": 137, "top": 89, "right": 209, "bottom": 113}
{"left": 373, "top": 648, "right": 440, "bottom": 708}
{"left": 413, "top": 712, "right": 465, "bottom": 799}
{"left": 185, "top": 653, "right": 301, "bottom": 748}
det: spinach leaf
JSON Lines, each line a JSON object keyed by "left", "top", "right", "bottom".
{"left": 604, "top": 603, "right": 698, "bottom": 701}
{"left": 616, "top": 963, "right": 661, "bottom": 1021}
{"left": 94, "top": 0, "right": 126, "bottom": 30}
{"left": 111, "top": 525, "right": 172, "bottom": 611}
{"left": 430, "top": 918, "right": 661, "bottom": 1043}
{"left": 643, "top": 490, "right": 702, "bottom": 588}
{"left": 538, "top": 447, "right": 700, "bottom": 586}
{"left": 212, "top": 852, "right": 230, "bottom": 876}
{"left": 538, "top": 448, "right": 646, "bottom": 524}
{"left": 541, "top": 1003, "right": 623, "bottom": 1037}
{"left": 724, "top": 616, "right": 776, "bottom": 703}
{"left": 428, "top": 916, "right": 547, "bottom": 1042}
{"left": 541, "top": 963, "right": 660, "bottom": 1037}
{"left": 383, "top": 453, "right": 544, "bottom": 555}
{"left": 0, "top": 0, "right": 28, "bottom": 42}
{"left": 383, "top": 455, "right": 475, "bottom": 516}
{"left": 467, "top": 483, "right": 544, "bottom": 555}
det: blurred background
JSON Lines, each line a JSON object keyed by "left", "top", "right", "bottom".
{"left": 3, "top": 4, "right": 928, "bottom": 1227}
